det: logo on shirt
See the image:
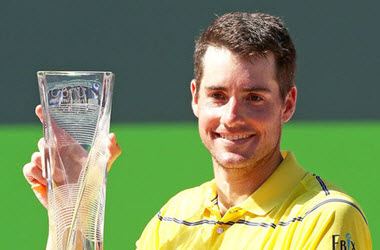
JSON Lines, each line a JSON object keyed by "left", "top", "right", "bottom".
{"left": 332, "top": 233, "right": 356, "bottom": 250}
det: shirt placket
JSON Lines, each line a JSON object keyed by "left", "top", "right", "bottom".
{"left": 213, "top": 207, "right": 246, "bottom": 236}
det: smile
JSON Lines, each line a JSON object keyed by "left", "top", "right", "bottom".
{"left": 216, "top": 133, "right": 254, "bottom": 141}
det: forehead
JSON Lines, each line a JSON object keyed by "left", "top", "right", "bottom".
{"left": 200, "top": 46, "right": 278, "bottom": 91}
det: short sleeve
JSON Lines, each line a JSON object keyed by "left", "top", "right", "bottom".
{"left": 317, "top": 201, "right": 371, "bottom": 249}
{"left": 291, "top": 199, "right": 372, "bottom": 250}
{"left": 135, "top": 213, "right": 161, "bottom": 250}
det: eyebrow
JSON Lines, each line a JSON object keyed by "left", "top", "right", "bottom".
{"left": 205, "top": 86, "right": 271, "bottom": 93}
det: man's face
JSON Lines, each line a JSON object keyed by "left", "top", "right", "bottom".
{"left": 191, "top": 46, "right": 296, "bottom": 170}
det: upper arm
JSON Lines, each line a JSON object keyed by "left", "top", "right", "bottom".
{"left": 290, "top": 199, "right": 372, "bottom": 250}
{"left": 136, "top": 213, "right": 161, "bottom": 250}
{"left": 317, "top": 202, "right": 372, "bottom": 250}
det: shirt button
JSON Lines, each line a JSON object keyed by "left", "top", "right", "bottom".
{"left": 216, "top": 227, "right": 224, "bottom": 234}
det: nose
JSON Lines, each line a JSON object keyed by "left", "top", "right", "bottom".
{"left": 220, "top": 97, "right": 245, "bottom": 128}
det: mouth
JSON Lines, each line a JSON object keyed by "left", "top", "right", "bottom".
{"left": 215, "top": 133, "right": 254, "bottom": 142}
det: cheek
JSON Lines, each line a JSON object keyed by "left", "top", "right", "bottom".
{"left": 261, "top": 114, "right": 283, "bottom": 141}
{"left": 246, "top": 106, "right": 283, "bottom": 132}
{"left": 198, "top": 107, "right": 220, "bottom": 126}
{"left": 197, "top": 110, "right": 221, "bottom": 145}
{"left": 256, "top": 101, "right": 284, "bottom": 120}
{"left": 245, "top": 107, "right": 274, "bottom": 124}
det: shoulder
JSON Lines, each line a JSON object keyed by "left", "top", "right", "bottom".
{"left": 283, "top": 174, "right": 372, "bottom": 249}
{"left": 297, "top": 174, "right": 368, "bottom": 226}
{"left": 296, "top": 175, "right": 372, "bottom": 249}
{"left": 136, "top": 181, "right": 216, "bottom": 249}
{"left": 159, "top": 180, "right": 215, "bottom": 219}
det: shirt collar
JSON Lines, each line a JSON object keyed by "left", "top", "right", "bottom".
{"left": 204, "top": 151, "right": 307, "bottom": 216}
{"left": 204, "top": 180, "right": 218, "bottom": 211}
{"left": 240, "top": 151, "right": 307, "bottom": 215}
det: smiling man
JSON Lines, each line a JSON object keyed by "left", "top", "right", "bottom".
{"left": 24, "top": 12, "right": 372, "bottom": 250}
{"left": 136, "top": 13, "right": 372, "bottom": 249}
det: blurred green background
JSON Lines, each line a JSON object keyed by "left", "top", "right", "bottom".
{"left": 1, "top": 0, "right": 379, "bottom": 249}
{"left": 2, "top": 122, "right": 378, "bottom": 249}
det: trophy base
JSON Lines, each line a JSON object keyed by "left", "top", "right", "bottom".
{"left": 48, "top": 180, "right": 106, "bottom": 250}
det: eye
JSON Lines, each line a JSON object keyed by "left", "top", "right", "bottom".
{"left": 247, "top": 94, "right": 263, "bottom": 102}
{"left": 210, "top": 92, "right": 226, "bottom": 100}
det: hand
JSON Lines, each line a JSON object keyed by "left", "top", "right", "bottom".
{"left": 23, "top": 105, "right": 122, "bottom": 209}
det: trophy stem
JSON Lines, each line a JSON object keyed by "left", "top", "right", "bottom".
{"left": 66, "top": 162, "right": 91, "bottom": 249}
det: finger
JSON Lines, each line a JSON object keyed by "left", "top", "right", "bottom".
{"left": 37, "top": 138, "right": 47, "bottom": 178}
{"left": 31, "top": 183, "right": 48, "bottom": 209}
{"left": 35, "top": 105, "right": 43, "bottom": 123}
{"left": 37, "top": 137, "right": 45, "bottom": 153}
{"left": 107, "top": 133, "right": 122, "bottom": 172}
{"left": 23, "top": 162, "right": 47, "bottom": 186}
{"left": 31, "top": 152, "right": 42, "bottom": 170}
{"left": 31, "top": 183, "right": 47, "bottom": 197}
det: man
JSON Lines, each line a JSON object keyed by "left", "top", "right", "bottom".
{"left": 25, "top": 12, "right": 371, "bottom": 249}
{"left": 136, "top": 13, "right": 372, "bottom": 249}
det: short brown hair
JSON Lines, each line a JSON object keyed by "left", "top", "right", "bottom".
{"left": 194, "top": 12, "right": 296, "bottom": 100}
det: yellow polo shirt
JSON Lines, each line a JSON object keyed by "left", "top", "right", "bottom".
{"left": 136, "top": 152, "right": 372, "bottom": 249}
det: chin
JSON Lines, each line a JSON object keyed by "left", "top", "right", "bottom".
{"left": 214, "top": 152, "right": 255, "bottom": 169}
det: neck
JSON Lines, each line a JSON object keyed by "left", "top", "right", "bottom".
{"left": 214, "top": 151, "right": 283, "bottom": 216}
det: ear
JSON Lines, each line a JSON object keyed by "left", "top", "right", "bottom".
{"left": 190, "top": 79, "right": 199, "bottom": 118}
{"left": 282, "top": 86, "right": 297, "bottom": 123}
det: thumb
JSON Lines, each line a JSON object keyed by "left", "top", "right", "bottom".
{"left": 35, "top": 105, "right": 43, "bottom": 123}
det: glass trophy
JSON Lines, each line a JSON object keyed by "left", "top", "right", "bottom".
{"left": 37, "top": 71, "right": 115, "bottom": 250}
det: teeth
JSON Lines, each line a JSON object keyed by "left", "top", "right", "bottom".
{"left": 220, "top": 134, "right": 251, "bottom": 140}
